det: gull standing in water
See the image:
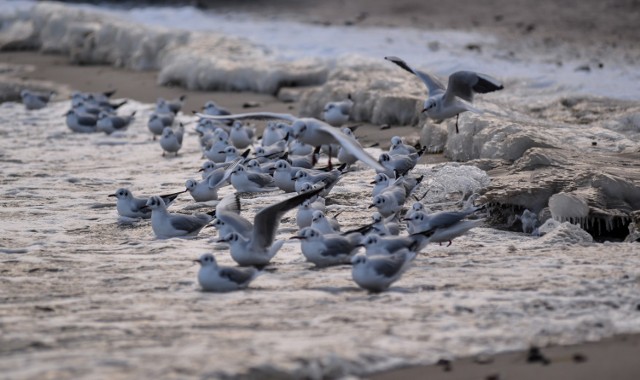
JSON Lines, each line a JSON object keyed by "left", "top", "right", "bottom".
{"left": 196, "top": 112, "right": 385, "bottom": 172}
{"left": 194, "top": 253, "right": 260, "bottom": 292}
{"left": 216, "top": 185, "right": 325, "bottom": 266}
{"left": 385, "top": 56, "right": 503, "bottom": 133}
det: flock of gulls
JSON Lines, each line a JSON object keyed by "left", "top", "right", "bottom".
{"left": 20, "top": 56, "right": 504, "bottom": 293}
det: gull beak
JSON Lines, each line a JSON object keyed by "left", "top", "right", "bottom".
{"left": 217, "top": 238, "right": 228, "bottom": 243}
{"left": 369, "top": 180, "right": 377, "bottom": 184}
{"left": 289, "top": 236, "right": 306, "bottom": 240}
{"left": 198, "top": 168, "right": 204, "bottom": 172}
{"left": 193, "top": 259, "right": 202, "bottom": 264}
{"left": 368, "top": 204, "right": 375, "bottom": 209}
{"left": 402, "top": 217, "right": 411, "bottom": 221}
{"left": 108, "top": 194, "right": 117, "bottom": 197}
{"left": 355, "top": 243, "right": 365, "bottom": 248}
{"left": 421, "top": 108, "right": 428, "bottom": 113}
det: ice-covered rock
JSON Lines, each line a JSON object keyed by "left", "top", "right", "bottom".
{"left": 297, "top": 61, "right": 424, "bottom": 125}
{"left": 480, "top": 147, "right": 640, "bottom": 240}
{"left": 538, "top": 221, "right": 593, "bottom": 244}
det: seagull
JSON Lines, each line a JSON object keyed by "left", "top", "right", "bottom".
{"left": 293, "top": 168, "right": 343, "bottom": 196}
{"left": 202, "top": 100, "right": 231, "bottom": 116}
{"left": 195, "top": 112, "right": 385, "bottom": 172}
{"left": 194, "top": 253, "right": 260, "bottom": 292}
{"left": 351, "top": 250, "right": 416, "bottom": 292}
{"left": 310, "top": 210, "right": 341, "bottom": 234}
{"left": 146, "top": 196, "right": 214, "bottom": 239}
{"left": 65, "top": 109, "right": 97, "bottom": 133}
{"left": 156, "top": 95, "right": 186, "bottom": 115}
{"left": 377, "top": 151, "right": 423, "bottom": 177}
{"left": 216, "top": 185, "right": 325, "bottom": 266}
{"left": 359, "top": 233, "right": 428, "bottom": 256}
{"left": 296, "top": 197, "right": 326, "bottom": 229}
{"left": 230, "top": 165, "right": 278, "bottom": 193}
{"left": 109, "top": 188, "right": 184, "bottom": 219}
{"left": 188, "top": 158, "right": 242, "bottom": 201}
{"left": 385, "top": 56, "right": 503, "bottom": 133}
{"left": 323, "top": 94, "right": 353, "bottom": 126}
{"left": 273, "top": 159, "right": 301, "bottom": 193}
{"left": 148, "top": 112, "right": 174, "bottom": 139}
{"left": 96, "top": 111, "right": 136, "bottom": 135}
{"left": 262, "top": 122, "right": 287, "bottom": 147}
{"left": 291, "top": 227, "right": 360, "bottom": 267}
{"left": 159, "top": 126, "right": 183, "bottom": 156}
{"left": 369, "top": 181, "right": 407, "bottom": 218}
{"left": 229, "top": 121, "right": 255, "bottom": 149}
{"left": 21, "top": 89, "right": 54, "bottom": 110}
{"left": 389, "top": 136, "right": 418, "bottom": 156}
{"left": 337, "top": 127, "right": 361, "bottom": 166}
{"left": 404, "top": 207, "right": 482, "bottom": 234}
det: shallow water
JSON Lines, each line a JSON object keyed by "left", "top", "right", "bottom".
{"left": 1, "top": 100, "right": 640, "bottom": 379}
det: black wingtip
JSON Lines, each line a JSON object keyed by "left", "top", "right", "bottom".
{"left": 179, "top": 95, "right": 187, "bottom": 101}
{"left": 103, "top": 89, "right": 117, "bottom": 98}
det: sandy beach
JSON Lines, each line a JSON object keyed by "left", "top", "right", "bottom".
{"left": 2, "top": 1, "right": 640, "bottom": 379}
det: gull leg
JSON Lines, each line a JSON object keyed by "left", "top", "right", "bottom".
{"left": 327, "top": 146, "right": 333, "bottom": 170}
{"left": 455, "top": 114, "right": 459, "bottom": 134}
{"left": 447, "top": 240, "right": 452, "bottom": 247}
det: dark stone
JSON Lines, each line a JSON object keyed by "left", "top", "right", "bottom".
{"left": 436, "top": 359, "right": 452, "bottom": 372}
{"left": 572, "top": 353, "right": 587, "bottom": 363}
{"left": 527, "top": 346, "right": 550, "bottom": 365}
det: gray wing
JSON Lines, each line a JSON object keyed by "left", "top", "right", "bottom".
{"left": 169, "top": 214, "right": 208, "bottom": 233}
{"left": 426, "top": 211, "right": 470, "bottom": 229}
{"left": 216, "top": 192, "right": 242, "bottom": 214}
{"left": 111, "top": 117, "right": 128, "bottom": 130}
{"left": 371, "top": 254, "right": 408, "bottom": 278}
{"left": 316, "top": 123, "right": 385, "bottom": 172}
{"left": 209, "top": 158, "right": 242, "bottom": 189}
{"left": 77, "top": 113, "right": 98, "bottom": 125}
{"left": 219, "top": 267, "right": 257, "bottom": 285}
{"left": 160, "top": 190, "right": 186, "bottom": 205}
{"left": 217, "top": 211, "right": 253, "bottom": 237}
{"left": 338, "top": 101, "right": 352, "bottom": 115}
{"left": 197, "top": 112, "right": 297, "bottom": 123}
{"left": 247, "top": 172, "right": 275, "bottom": 187}
{"left": 252, "top": 185, "right": 325, "bottom": 249}
{"left": 322, "top": 236, "right": 356, "bottom": 256}
{"left": 35, "top": 93, "right": 52, "bottom": 102}
{"left": 444, "top": 71, "right": 503, "bottom": 104}
{"left": 131, "top": 197, "right": 150, "bottom": 213}
{"left": 384, "top": 56, "right": 445, "bottom": 96}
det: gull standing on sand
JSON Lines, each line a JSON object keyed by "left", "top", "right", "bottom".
{"left": 96, "top": 111, "right": 136, "bottom": 135}
{"left": 196, "top": 112, "right": 385, "bottom": 172}
{"left": 65, "top": 109, "right": 98, "bottom": 133}
{"left": 148, "top": 112, "right": 174, "bottom": 139}
{"left": 21, "top": 89, "right": 54, "bottom": 110}
{"left": 109, "top": 188, "right": 184, "bottom": 219}
{"left": 310, "top": 210, "right": 341, "bottom": 234}
{"left": 291, "top": 227, "right": 360, "bottom": 267}
{"left": 146, "top": 196, "right": 214, "bottom": 239}
{"left": 216, "top": 185, "right": 325, "bottom": 266}
{"left": 351, "top": 250, "right": 416, "bottom": 292}
{"left": 229, "top": 121, "right": 255, "bottom": 149}
{"left": 156, "top": 95, "right": 186, "bottom": 115}
{"left": 195, "top": 253, "right": 260, "bottom": 292}
{"left": 202, "top": 100, "right": 231, "bottom": 116}
{"left": 384, "top": 56, "right": 503, "bottom": 133}
{"left": 159, "top": 125, "right": 183, "bottom": 156}
{"left": 230, "top": 165, "right": 278, "bottom": 193}
{"left": 323, "top": 94, "right": 353, "bottom": 127}
{"left": 404, "top": 209, "right": 483, "bottom": 245}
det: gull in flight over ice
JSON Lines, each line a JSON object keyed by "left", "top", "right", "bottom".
{"left": 384, "top": 56, "right": 503, "bottom": 133}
